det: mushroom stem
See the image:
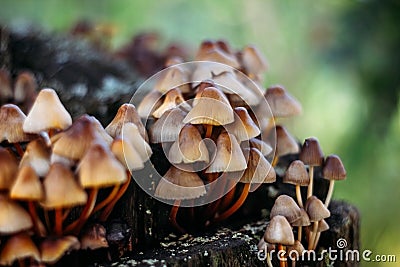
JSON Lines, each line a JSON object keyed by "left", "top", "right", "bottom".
{"left": 267, "top": 253, "right": 273, "bottom": 267}
{"left": 13, "top": 143, "right": 24, "bottom": 157}
{"left": 272, "top": 155, "right": 279, "bottom": 167}
{"left": 213, "top": 183, "right": 250, "bottom": 223}
{"left": 99, "top": 174, "right": 131, "bottom": 222}
{"left": 219, "top": 180, "right": 236, "bottom": 212}
{"left": 92, "top": 185, "right": 120, "bottom": 213}
{"left": 307, "top": 166, "right": 314, "bottom": 199}
{"left": 65, "top": 189, "right": 98, "bottom": 234}
{"left": 169, "top": 199, "right": 186, "bottom": 234}
{"left": 205, "top": 124, "right": 213, "bottom": 138}
{"left": 54, "top": 208, "right": 63, "bottom": 236}
{"left": 204, "top": 174, "right": 226, "bottom": 222}
{"left": 28, "top": 201, "right": 46, "bottom": 237}
{"left": 308, "top": 221, "right": 319, "bottom": 250}
{"left": 278, "top": 244, "right": 286, "bottom": 267}
{"left": 312, "top": 232, "right": 321, "bottom": 250}
{"left": 39, "top": 131, "right": 51, "bottom": 146}
{"left": 62, "top": 209, "right": 71, "bottom": 221}
{"left": 324, "top": 180, "right": 335, "bottom": 207}
{"left": 295, "top": 185, "right": 303, "bottom": 208}
{"left": 297, "top": 226, "right": 302, "bottom": 242}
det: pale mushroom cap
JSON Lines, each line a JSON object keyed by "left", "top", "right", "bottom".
{"left": 105, "top": 103, "right": 148, "bottom": 142}
{"left": 23, "top": 88, "right": 72, "bottom": 133}
{"left": 264, "top": 215, "right": 295, "bottom": 246}
{"left": 225, "top": 107, "right": 260, "bottom": 142}
{"left": 80, "top": 224, "right": 109, "bottom": 250}
{"left": 0, "top": 232, "right": 40, "bottom": 266}
{"left": 299, "top": 137, "right": 324, "bottom": 166}
{"left": 264, "top": 85, "right": 302, "bottom": 117}
{"left": 41, "top": 163, "right": 87, "bottom": 209}
{"left": 206, "top": 132, "right": 247, "bottom": 173}
{"left": 150, "top": 107, "right": 187, "bottom": 143}
{"left": 322, "top": 154, "right": 347, "bottom": 181}
{"left": 152, "top": 88, "right": 191, "bottom": 119}
{"left": 305, "top": 196, "right": 331, "bottom": 222}
{"left": 154, "top": 66, "right": 191, "bottom": 94}
{"left": 122, "top": 122, "right": 152, "bottom": 161}
{"left": 318, "top": 219, "right": 330, "bottom": 232}
{"left": 19, "top": 139, "right": 51, "bottom": 177}
{"left": 275, "top": 126, "right": 299, "bottom": 157}
{"left": 270, "top": 195, "right": 302, "bottom": 223}
{"left": 0, "top": 104, "right": 32, "bottom": 143}
{"left": 240, "top": 148, "right": 276, "bottom": 184}
{"left": 291, "top": 208, "right": 311, "bottom": 227}
{"left": 154, "top": 166, "right": 206, "bottom": 200}
{"left": 0, "top": 195, "right": 33, "bottom": 234}
{"left": 137, "top": 90, "right": 162, "bottom": 119}
{"left": 0, "top": 147, "right": 18, "bottom": 190}
{"left": 168, "top": 124, "right": 209, "bottom": 164}
{"left": 183, "top": 87, "right": 234, "bottom": 126}
{"left": 191, "top": 63, "right": 232, "bottom": 87}
{"left": 52, "top": 115, "right": 107, "bottom": 160}
{"left": 197, "top": 48, "right": 240, "bottom": 69}
{"left": 287, "top": 240, "right": 305, "bottom": 255}
{"left": 213, "top": 71, "right": 260, "bottom": 106}
{"left": 40, "top": 236, "right": 80, "bottom": 264}
{"left": 241, "top": 45, "right": 268, "bottom": 76}
{"left": 111, "top": 138, "right": 144, "bottom": 171}
{"left": 283, "top": 160, "right": 310, "bottom": 186}
{"left": 78, "top": 144, "right": 127, "bottom": 188}
{"left": 249, "top": 138, "right": 273, "bottom": 156}
{"left": 10, "top": 165, "right": 43, "bottom": 201}
{"left": 13, "top": 71, "right": 37, "bottom": 103}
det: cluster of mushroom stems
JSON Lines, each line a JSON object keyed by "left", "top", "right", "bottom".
{"left": 0, "top": 83, "right": 151, "bottom": 266}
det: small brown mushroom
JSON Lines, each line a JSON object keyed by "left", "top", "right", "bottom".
{"left": 283, "top": 160, "right": 309, "bottom": 208}
{"left": 299, "top": 137, "right": 324, "bottom": 199}
{"left": 0, "top": 147, "right": 18, "bottom": 190}
{"left": 80, "top": 224, "right": 108, "bottom": 250}
{"left": 137, "top": 90, "right": 162, "bottom": 119}
{"left": 121, "top": 122, "right": 152, "bottom": 162}
{"left": 19, "top": 138, "right": 51, "bottom": 177}
{"left": 0, "top": 232, "right": 40, "bottom": 266}
{"left": 248, "top": 138, "right": 273, "bottom": 156}
{"left": 272, "top": 126, "right": 299, "bottom": 166}
{"left": 0, "top": 69, "right": 13, "bottom": 101}
{"left": 322, "top": 154, "right": 346, "bottom": 207}
{"left": 13, "top": 71, "right": 37, "bottom": 111}
{"left": 154, "top": 65, "right": 191, "bottom": 94}
{"left": 152, "top": 88, "right": 191, "bottom": 118}
{"left": 305, "top": 196, "right": 330, "bottom": 250}
{"left": 240, "top": 44, "right": 268, "bottom": 80}
{"left": 291, "top": 208, "right": 310, "bottom": 242}
{"left": 40, "top": 236, "right": 80, "bottom": 264}
{"left": 149, "top": 107, "right": 187, "bottom": 143}
{"left": 0, "top": 194, "right": 33, "bottom": 235}
{"left": 225, "top": 107, "right": 260, "bottom": 142}
{"left": 270, "top": 195, "right": 302, "bottom": 224}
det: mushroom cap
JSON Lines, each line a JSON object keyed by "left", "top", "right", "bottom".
{"left": 183, "top": 87, "right": 234, "bottom": 126}
{"left": 270, "top": 195, "right": 302, "bottom": 223}
{"left": 283, "top": 160, "right": 309, "bottom": 186}
{"left": 122, "top": 122, "right": 152, "bottom": 161}
{"left": 291, "top": 208, "right": 311, "bottom": 227}
{"left": 206, "top": 132, "right": 247, "bottom": 173}
{"left": 305, "top": 196, "right": 331, "bottom": 222}
{"left": 168, "top": 124, "right": 209, "bottom": 164}
{"left": 154, "top": 165, "right": 206, "bottom": 200}
{"left": 80, "top": 224, "right": 108, "bottom": 250}
{"left": 19, "top": 138, "right": 51, "bottom": 177}
{"left": 23, "top": 88, "right": 72, "bottom": 133}
{"left": 0, "top": 194, "right": 33, "bottom": 234}
{"left": 287, "top": 240, "right": 305, "bottom": 255}
{"left": 275, "top": 126, "right": 300, "bottom": 157}
{"left": 154, "top": 66, "right": 191, "bottom": 94}
{"left": 225, "top": 107, "right": 260, "bottom": 142}
{"left": 52, "top": 115, "right": 108, "bottom": 160}
{"left": 213, "top": 71, "right": 259, "bottom": 106}
{"left": 0, "top": 104, "right": 33, "bottom": 143}
{"left": 111, "top": 138, "right": 144, "bottom": 171}
{"left": 248, "top": 138, "right": 273, "bottom": 156}
{"left": 78, "top": 144, "right": 127, "bottom": 188}
{"left": 0, "top": 147, "right": 18, "bottom": 190}
{"left": 318, "top": 219, "right": 330, "bottom": 232}
{"left": 10, "top": 165, "right": 43, "bottom": 201}
{"left": 191, "top": 63, "right": 232, "bottom": 87}
{"left": 0, "top": 232, "right": 40, "bottom": 266}
{"left": 240, "top": 148, "right": 276, "bottom": 184}
{"left": 299, "top": 137, "right": 324, "bottom": 166}
{"left": 105, "top": 103, "right": 148, "bottom": 142}
{"left": 264, "top": 215, "right": 295, "bottom": 246}
{"left": 196, "top": 48, "right": 240, "bottom": 69}
{"left": 264, "top": 85, "right": 302, "bottom": 117}
{"left": 241, "top": 44, "right": 268, "bottom": 76}
{"left": 152, "top": 88, "right": 191, "bottom": 119}
{"left": 41, "top": 163, "right": 87, "bottom": 209}
{"left": 0, "top": 69, "right": 13, "bottom": 100}
{"left": 149, "top": 107, "right": 186, "bottom": 143}
{"left": 13, "top": 71, "right": 37, "bottom": 103}
{"left": 322, "top": 154, "right": 346, "bottom": 181}
{"left": 137, "top": 90, "right": 162, "bottom": 119}
{"left": 40, "top": 236, "right": 80, "bottom": 264}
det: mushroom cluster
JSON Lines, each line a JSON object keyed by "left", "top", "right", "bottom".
{"left": 0, "top": 86, "right": 151, "bottom": 266}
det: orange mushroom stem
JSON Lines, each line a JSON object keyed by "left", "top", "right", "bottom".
{"left": 169, "top": 199, "right": 186, "bottom": 234}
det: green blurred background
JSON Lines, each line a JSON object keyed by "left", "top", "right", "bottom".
{"left": 1, "top": 0, "right": 399, "bottom": 265}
